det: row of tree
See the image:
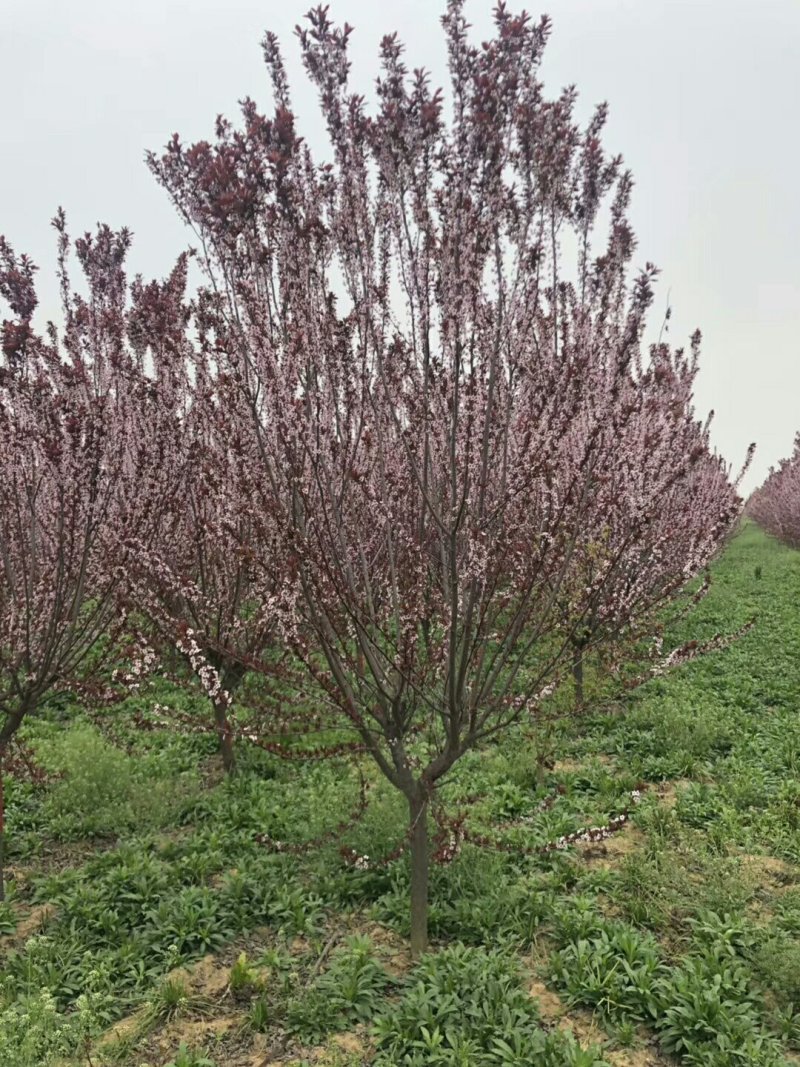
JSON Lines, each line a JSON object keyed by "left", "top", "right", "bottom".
{"left": 0, "top": 2, "right": 750, "bottom": 951}
{"left": 748, "top": 435, "right": 800, "bottom": 548}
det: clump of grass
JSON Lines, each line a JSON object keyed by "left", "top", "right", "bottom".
{"left": 146, "top": 976, "right": 192, "bottom": 1023}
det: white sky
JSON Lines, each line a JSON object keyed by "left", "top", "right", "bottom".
{"left": 2, "top": 0, "right": 798, "bottom": 492}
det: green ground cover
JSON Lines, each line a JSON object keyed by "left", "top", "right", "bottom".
{"left": 1, "top": 522, "right": 799, "bottom": 1067}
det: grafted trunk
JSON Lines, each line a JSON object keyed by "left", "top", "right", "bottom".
{"left": 408, "top": 790, "right": 429, "bottom": 959}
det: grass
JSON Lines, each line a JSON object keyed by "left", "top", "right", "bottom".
{"left": 1, "top": 521, "right": 799, "bottom": 1066}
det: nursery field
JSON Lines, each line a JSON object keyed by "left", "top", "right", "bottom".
{"left": 2, "top": 520, "right": 800, "bottom": 1067}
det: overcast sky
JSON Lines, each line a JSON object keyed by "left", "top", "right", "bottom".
{"left": 2, "top": 0, "right": 798, "bottom": 492}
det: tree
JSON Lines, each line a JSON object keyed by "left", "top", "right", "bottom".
{"left": 126, "top": 287, "right": 283, "bottom": 773}
{"left": 0, "top": 217, "right": 184, "bottom": 898}
{"left": 556, "top": 335, "right": 752, "bottom": 706}
{"left": 150, "top": 2, "right": 740, "bottom": 955}
{"left": 747, "top": 435, "right": 800, "bottom": 549}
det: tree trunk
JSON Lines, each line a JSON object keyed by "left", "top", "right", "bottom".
{"left": 0, "top": 708, "right": 28, "bottom": 903}
{"left": 208, "top": 660, "right": 247, "bottom": 775}
{"left": 572, "top": 647, "right": 585, "bottom": 709}
{"left": 408, "top": 790, "right": 429, "bottom": 959}
{"left": 533, "top": 719, "right": 555, "bottom": 787}
{"left": 212, "top": 700, "right": 236, "bottom": 775}
{"left": 0, "top": 748, "right": 6, "bottom": 903}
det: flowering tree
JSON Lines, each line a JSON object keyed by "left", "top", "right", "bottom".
{"left": 747, "top": 435, "right": 800, "bottom": 549}
{"left": 0, "top": 218, "right": 184, "bottom": 898}
{"left": 125, "top": 293, "right": 282, "bottom": 773}
{"left": 150, "top": 2, "right": 739, "bottom": 954}
{"left": 557, "top": 335, "right": 752, "bottom": 706}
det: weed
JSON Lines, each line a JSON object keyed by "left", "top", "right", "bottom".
{"left": 146, "top": 975, "right": 191, "bottom": 1022}
{"left": 374, "top": 944, "right": 607, "bottom": 1066}
{"left": 655, "top": 953, "right": 781, "bottom": 1065}
{"left": 248, "top": 995, "right": 271, "bottom": 1032}
{"left": 286, "top": 934, "right": 389, "bottom": 1042}
{"left": 551, "top": 920, "right": 664, "bottom": 1022}
{"left": 162, "top": 1043, "right": 217, "bottom": 1067}
{"left": 228, "top": 951, "right": 261, "bottom": 997}
{"left": 35, "top": 725, "right": 199, "bottom": 840}
{"left": 0, "top": 986, "right": 109, "bottom": 1067}
{"left": 0, "top": 897, "right": 17, "bottom": 935}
